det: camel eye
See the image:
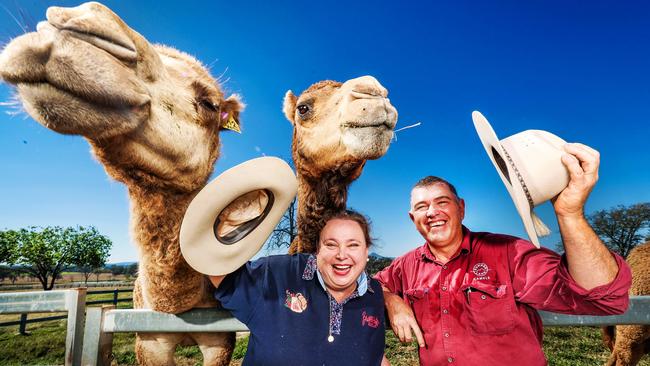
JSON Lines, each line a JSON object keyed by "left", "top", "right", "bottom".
{"left": 199, "top": 100, "right": 219, "bottom": 112}
{"left": 297, "top": 104, "right": 310, "bottom": 115}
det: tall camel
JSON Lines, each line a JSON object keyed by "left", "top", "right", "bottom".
{"left": 0, "top": 2, "right": 244, "bottom": 365}
{"left": 282, "top": 76, "right": 398, "bottom": 253}
{"left": 603, "top": 241, "right": 650, "bottom": 366}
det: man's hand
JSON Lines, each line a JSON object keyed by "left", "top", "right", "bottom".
{"left": 552, "top": 142, "right": 618, "bottom": 289}
{"left": 552, "top": 143, "right": 600, "bottom": 218}
{"left": 383, "top": 289, "right": 425, "bottom": 348}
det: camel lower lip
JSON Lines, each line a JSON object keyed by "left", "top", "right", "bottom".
{"left": 18, "top": 81, "right": 150, "bottom": 109}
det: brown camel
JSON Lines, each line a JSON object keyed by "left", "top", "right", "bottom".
{"left": 603, "top": 241, "right": 650, "bottom": 366}
{"left": 0, "top": 2, "right": 244, "bottom": 365}
{"left": 282, "top": 76, "right": 398, "bottom": 253}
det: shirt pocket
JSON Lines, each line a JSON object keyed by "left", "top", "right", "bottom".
{"left": 460, "top": 280, "right": 514, "bottom": 336}
{"left": 404, "top": 287, "right": 431, "bottom": 328}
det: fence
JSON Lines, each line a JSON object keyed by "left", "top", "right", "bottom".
{"left": 1, "top": 289, "right": 649, "bottom": 366}
{"left": 0, "top": 288, "right": 132, "bottom": 334}
{"left": 0, "top": 288, "right": 86, "bottom": 366}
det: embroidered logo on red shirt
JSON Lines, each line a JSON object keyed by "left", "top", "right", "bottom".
{"left": 472, "top": 262, "right": 489, "bottom": 277}
{"left": 284, "top": 290, "right": 308, "bottom": 313}
{"left": 361, "top": 311, "right": 379, "bottom": 328}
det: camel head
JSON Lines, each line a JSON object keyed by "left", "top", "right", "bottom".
{"left": 0, "top": 2, "right": 243, "bottom": 192}
{"left": 283, "top": 76, "right": 397, "bottom": 178}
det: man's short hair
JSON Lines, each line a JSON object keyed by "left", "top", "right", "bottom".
{"left": 413, "top": 176, "right": 460, "bottom": 199}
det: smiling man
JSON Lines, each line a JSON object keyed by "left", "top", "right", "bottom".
{"left": 375, "top": 142, "right": 632, "bottom": 366}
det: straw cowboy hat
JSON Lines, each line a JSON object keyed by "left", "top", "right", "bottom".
{"left": 180, "top": 157, "right": 298, "bottom": 275}
{"left": 472, "top": 111, "right": 570, "bottom": 248}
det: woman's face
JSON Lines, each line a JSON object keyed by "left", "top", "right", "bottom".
{"left": 316, "top": 218, "right": 369, "bottom": 300}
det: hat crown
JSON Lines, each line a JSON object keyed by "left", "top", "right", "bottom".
{"left": 500, "top": 130, "right": 569, "bottom": 207}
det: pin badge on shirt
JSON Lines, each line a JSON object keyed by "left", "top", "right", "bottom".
{"left": 284, "top": 290, "right": 308, "bottom": 313}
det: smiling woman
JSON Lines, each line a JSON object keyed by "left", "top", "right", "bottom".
{"left": 209, "top": 210, "right": 387, "bottom": 366}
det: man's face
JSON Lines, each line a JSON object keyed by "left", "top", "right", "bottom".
{"left": 409, "top": 183, "right": 465, "bottom": 250}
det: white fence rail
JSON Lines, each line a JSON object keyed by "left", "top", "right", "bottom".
{"left": 1, "top": 290, "right": 649, "bottom": 366}
{"left": 0, "top": 288, "right": 86, "bottom": 366}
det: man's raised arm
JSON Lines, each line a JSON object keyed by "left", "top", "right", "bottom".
{"left": 554, "top": 143, "right": 619, "bottom": 290}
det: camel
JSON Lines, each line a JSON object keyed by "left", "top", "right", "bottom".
{"left": 603, "top": 241, "right": 650, "bottom": 366}
{"left": 0, "top": 2, "right": 245, "bottom": 365}
{"left": 282, "top": 76, "right": 398, "bottom": 253}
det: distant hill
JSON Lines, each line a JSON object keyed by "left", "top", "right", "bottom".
{"left": 369, "top": 252, "right": 392, "bottom": 260}
{"left": 106, "top": 261, "right": 137, "bottom": 267}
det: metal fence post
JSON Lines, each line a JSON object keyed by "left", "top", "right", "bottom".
{"left": 19, "top": 313, "right": 28, "bottom": 335}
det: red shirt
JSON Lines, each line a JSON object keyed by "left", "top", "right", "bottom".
{"left": 374, "top": 227, "right": 632, "bottom": 366}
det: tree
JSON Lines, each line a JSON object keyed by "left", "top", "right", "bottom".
{"left": 366, "top": 255, "right": 393, "bottom": 276}
{"left": 69, "top": 226, "right": 112, "bottom": 285}
{"left": 266, "top": 197, "right": 298, "bottom": 252}
{"left": 12, "top": 226, "right": 75, "bottom": 290}
{"left": 123, "top": 263, "right": 138, "bottom": 281}
{"left": 589, "top": 202, "right": 650, "bottom": 258}
{"left": 0, "top": 230, "right": 19, "bottom": 265}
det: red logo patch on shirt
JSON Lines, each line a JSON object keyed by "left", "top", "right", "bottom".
{"left": 361, "top": 311, "right": 379, "bottom": 328}
{"left": 472, "top": 262, "right": 489, "bottom": 278}
{"left": 284, "top": 290, "right": 308, "bottom": 313}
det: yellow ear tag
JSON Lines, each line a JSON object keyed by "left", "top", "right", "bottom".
{"left": 221, "top": 112, "right": 241, "bottom": 133}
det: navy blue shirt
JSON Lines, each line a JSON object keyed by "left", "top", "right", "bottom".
{"left": 215, "top": 254, "right": 385, "bottom": 366}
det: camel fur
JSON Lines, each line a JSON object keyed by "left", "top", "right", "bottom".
{"left": 282, "top": 76, "right": 397, "bottom": 253}
{"left": 603, "top": 241, "right": 650, "bottom": 366}
{"left": 0, "top": 2, "right": 246, "bottom": 365}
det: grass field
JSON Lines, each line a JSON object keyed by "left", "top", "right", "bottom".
{"left": 1, "top": 287, "right": 648, "bottom": 365}
{"left": 1, "top": 317, "right": 648, "bottom": 365}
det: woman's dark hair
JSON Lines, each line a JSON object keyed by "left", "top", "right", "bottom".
{"left": 319, "top": 209, "right": 373, "bottom": 249}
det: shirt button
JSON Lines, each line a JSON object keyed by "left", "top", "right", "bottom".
{"left": 444, "top": 332, "right": 450, "bottom": 338}
{"left": 443, "top": 309, "right": 449, "bottom": 314}
{"left": 481, "top": 294, "right": 487, "bottom": 300}
{"left": 442, "top": 286, "right": 447, "bottom": 291}
{"left": 442, "top": 265, "right": 448, "bottom": 270}
{"left": 448, "top": 357, "right": 454, "bottom": 363}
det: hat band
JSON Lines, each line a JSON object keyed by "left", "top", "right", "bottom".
{"left": 500, "top": 147, "right": 535, "bottom": 210}
{"left": 212, "top": 189, "right": 276, "bottom": 245}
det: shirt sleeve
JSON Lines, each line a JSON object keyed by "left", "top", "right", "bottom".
{"left": 214, "top": 257, "right": 269, "bottom": 324}
{"left": 508, "top": 238, "right": 632, "bottom": 315}
{"left": 373, "top": 256, "right": 405, "bottom": 296}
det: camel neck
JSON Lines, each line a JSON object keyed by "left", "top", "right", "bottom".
{"left": 295, "top": 165, "right": 360, "bottom": 253}
{"left": 126, "top": 186, "right": 211, "bottom": 312}
{"left": 127, "top": 186, "right": 195, "bottom": 266}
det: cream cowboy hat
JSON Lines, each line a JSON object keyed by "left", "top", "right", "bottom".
{"left": 180, "top": 157, "right": 298, "bottom": 275}
{"left": 472, "top": 111, "right": 570, "bottom": 248}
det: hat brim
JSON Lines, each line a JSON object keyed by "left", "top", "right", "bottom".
{"left": 472, "top": 111, "right": 541, "bottom": 248}
{"left": 180, "top": 157, "right": 298, "bottom": 275}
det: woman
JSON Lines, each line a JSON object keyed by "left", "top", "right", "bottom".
{"left": 209, "top": 210, "right": 386, "bottom": 365}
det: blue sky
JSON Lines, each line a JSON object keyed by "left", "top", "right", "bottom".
{"left": 1, "top": 0, "right": 649, "bottom": 262}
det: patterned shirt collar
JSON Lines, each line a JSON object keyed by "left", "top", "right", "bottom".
{"left": 302, "top": 254, "right": 373, "bottom": 295}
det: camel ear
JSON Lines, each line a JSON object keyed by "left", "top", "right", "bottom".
{"left": 220, "top": 94, "right": 245, "bottom": 132}
{"left": 283, "top": 90, "right": 297, "bottom": 125}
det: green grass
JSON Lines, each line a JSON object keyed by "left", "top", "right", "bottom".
{"left": 2, "top": 321, "right": 648, "bottom": 365}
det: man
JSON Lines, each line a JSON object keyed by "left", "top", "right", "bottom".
{"left": 374, "top": 143, "right": 632, "bottom": 365}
